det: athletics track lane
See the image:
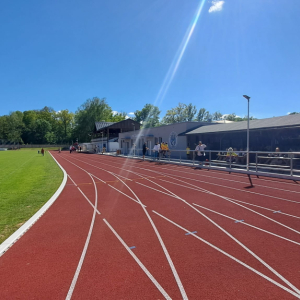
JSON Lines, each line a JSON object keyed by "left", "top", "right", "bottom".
{"left": 54, "top": 152, "right": 300, "bottom": 299}
{"left": 67, "top": 154, "right": 300, "bottom": 298}
{"left": 60, "top": 152, "right": 300, "bottom": 299}
{"left": 0, "top": 151, "right": 299, "bottom": 299}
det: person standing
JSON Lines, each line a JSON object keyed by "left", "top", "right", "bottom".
{"left": 195, "top": 141, "right": 206, "bottom": 165}
{"left": 153, "top": 143, "right": 160, "bottom": 160}
{"left": 41, "top": 148, "right": 45, "bottom": 156}
{"left": 186, "top": 145, "right": 190, "bottom": 160}
{"left": 142, "top": 142, "right": 148, "bottom": 160}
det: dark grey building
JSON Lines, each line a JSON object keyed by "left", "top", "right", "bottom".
{"left": 186, "top": 114, "right": 300, "bottom": 152}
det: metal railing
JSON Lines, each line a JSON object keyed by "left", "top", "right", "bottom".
{"left": 114, "top": 148, "right": 300, "bottom": 180}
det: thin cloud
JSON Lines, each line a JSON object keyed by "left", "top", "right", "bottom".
{"left": 209, "top": 0, "right": 224, "bottom": 13}
{"left": 128, "top": 112, "right": 134, "bottom": 115}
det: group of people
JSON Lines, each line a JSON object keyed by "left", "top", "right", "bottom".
{"left": 151, "top": 142, "right": 170, "bottom": 160}
{"left": 69, "top": 145, "right": 76, "bottom": 153}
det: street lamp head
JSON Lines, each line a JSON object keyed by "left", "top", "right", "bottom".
{"left": 243, "top": 95, "right": 250, "bottom": 101}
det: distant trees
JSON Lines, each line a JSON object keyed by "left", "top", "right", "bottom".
{"left": 133, "top": 104, "right": 160, "bottom": 128}
{"left": 224, "top": 114, "right": 257, "bottom": 122}
{"left": 73, "top": 97, "right": 118, "bottom": 142}
{"left": 0, "top": 96, "right": 265, "bottom": 145}
{"left": 161, "top": 103, "right": 197, "bottom": 125}
{"left": 289, "top": 112, "right": 299, "bottom": 115}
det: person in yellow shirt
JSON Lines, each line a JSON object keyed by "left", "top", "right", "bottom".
{"left": 160, "top": 142, "right": 166, "bottom": 158}
{"left": 186, "top": 145, "right": 190, "bottom": 160}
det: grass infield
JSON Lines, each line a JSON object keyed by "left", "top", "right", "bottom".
{"left": 0, "top": 148, "right": 63, "bottom": 244}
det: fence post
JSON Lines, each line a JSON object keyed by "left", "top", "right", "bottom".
{"left": 290, "top": 157, "right": 293, "bottom": 176}
{"left": 255, "top": 153, "right": 258, "bottom": 173}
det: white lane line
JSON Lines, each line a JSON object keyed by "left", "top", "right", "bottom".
{"left": 89, "top": 173, "right": 106, "bottom": 184}
{"left": 157, "top": 177, "right": 300, "bottom": 235}
{"left": 191, "top": 203, "right": 300, "bottom": 246}
{"left": 226, "top": 197, "right": 300, "bottom": 219}
{"left": 66, "top": 173, "right": 98, "bottom": 300}
{"left": 77, "top": 187, "right": 101, "bottom": 215}
{"left": 109, "top": 172, "right": 133, "bottom": 181}
{"left": 152, "top": 210, "right": 300, "bottom": 299}
{"left": 108, "top": 173, "right": 188, "bottom": 300}
{"left": 107, "top": 184, "right": 147, "bottom": 207}
{"left": 127, "top": 175, "right": 300, "bottom": 295}
{"left": 136, "top": 180, "right": 300, "bottom": 246}
{"left": 0, "top": 152, "right": 67, "bottom": 257}
{"left": 67, "top": 173, "right": 100, "bottom": 214}
{"left": 98, "top": 156, "right": 300, "bottom": 192}
{"left": 65, "top": 155, "right": 300, "bottom": 295}
{"left": 136, "top": 181, "right": 177, "bottom": 198}
{"left": 68, "top": 174, "right": 77, "bottom": 186}
{"left": 62, "top": 157, "right": 145, "bottom": 208}
{"left": 64, "top": 155, "right": 300, "bottom": 294}
{"left": 156, "top": 171, "right": 300, "bottom": 195}
{"left": 85, "top": 156, "right": 300, "bottom": 204}
{"left": 139, "top": 177, "right": 300, "bottom": 219}
{"left": 159, "top": 176, "right": 300, "bottom": 205}
{"left": 103, "top": 219, "right": 171, "bottom": 300}
{"left": 64, "top": 156, "right": 187, "bottom": 298}
{"left": 66, "top": 155, "right": 300, "bottom": 235}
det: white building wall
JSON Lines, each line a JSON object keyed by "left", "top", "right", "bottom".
{"left": 118, "top": 122, "right": 210, "bottom": 156}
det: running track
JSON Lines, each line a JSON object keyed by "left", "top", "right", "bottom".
{"left": 1, "top": 151, "right": 300, "bottom": 299}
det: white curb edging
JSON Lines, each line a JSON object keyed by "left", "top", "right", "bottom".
{"left": 0, "top": 152, "right": 68, "bottom": 257}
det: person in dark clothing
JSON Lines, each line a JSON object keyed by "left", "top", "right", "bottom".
{"left": 142, "top": 143, "right": 148, "bottom": 160}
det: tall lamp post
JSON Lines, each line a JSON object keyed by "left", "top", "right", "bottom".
{"left": 243, "top": 95, "right": 251, "bottom": 171}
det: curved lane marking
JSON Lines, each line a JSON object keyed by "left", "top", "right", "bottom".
{"left": 103, "top": 219, "right": 171, "bottom": 300}
{"left": 152, "top": 211, "right": 300, "bottom": 299}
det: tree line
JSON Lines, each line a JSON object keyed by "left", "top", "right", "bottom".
{"left": 0, "top": 97, "right": 256, "bottom": 145}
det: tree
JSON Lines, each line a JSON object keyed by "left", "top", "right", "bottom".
{"left": 22, "top": 110, "right": 38, "bottom": 144}
{"left": 196, "top": 108, "right": 207, "bottom": 121}
{"left": 34, "top": 119, "right": 52, "bottom": 144}
{"left": 161, "top": 103, "right": 184, "bottom": 124}
{"left": 225, "top": 113, "right": 237, "bottom": 121}
{"left": 73, "top": 97, "right": 113, "bottom": 142}
{"left": 0, "top": 115, "right": 9, "bottom": 141}
{"left": 289, "top": 112, "right": 299, "bottom": 115}
{"left": 212, "top": 111, "right": 223, "bottom": 121}
{"left": 6, "top": 111, "right": 24, "bottom": 143}
{"left": 56, "top": 110, "right": 74, "bottom": 143}
{"left": 108, "top": 112, "right": 127, "bottom": 122}
{"left": 162, "top": 103, "right": 198, "bottom": 125}
{"left": 185, "top": 103, "right": 197, "bottom": 121}
{"left": 133, "top": 104, "right": 160, "bottom": 128}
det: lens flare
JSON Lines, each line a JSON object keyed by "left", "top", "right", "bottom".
{"left": 122, "top": 0, "right": 206, "bottom": 165}
{"left": 155, "top": 0, "right": 207, "bottom": 107}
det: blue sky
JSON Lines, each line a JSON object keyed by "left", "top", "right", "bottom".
{"left": 1, "top": 0, "right": 299, "bottom": 119}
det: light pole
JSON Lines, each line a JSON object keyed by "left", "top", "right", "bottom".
{"left": 243, "top": 95, "right": 250, "bottom": 171}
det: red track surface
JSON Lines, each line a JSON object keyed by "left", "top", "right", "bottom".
{"left": 1, "top": 152, "right": 300, "bottom": 299}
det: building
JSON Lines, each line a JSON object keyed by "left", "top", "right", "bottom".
{"left": 186, "top": 114, "right": 300, "bottom": 152}
{"left": 91, "top": 119, "right": 140, "bottom": 152}
{"left": 118, "top": 121, "right": 212, "bottom": 155}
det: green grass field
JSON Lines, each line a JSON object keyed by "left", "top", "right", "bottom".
{"left": 0, "top": 149, "right": 63, "bottom": 244}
